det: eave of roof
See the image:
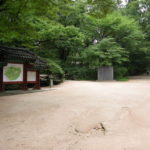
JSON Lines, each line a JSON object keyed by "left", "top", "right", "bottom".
{"left": 0, "top": 46, "right": 48, "bottom": 71}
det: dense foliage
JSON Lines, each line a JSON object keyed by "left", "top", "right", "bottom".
{"left": 0, "top": 0, "right": 149, "bottom": 80}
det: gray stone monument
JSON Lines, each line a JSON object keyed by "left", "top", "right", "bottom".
{"left": 97, "top": 66, "right": 114, "bottom": 81}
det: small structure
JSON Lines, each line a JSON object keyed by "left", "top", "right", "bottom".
{"left": 97, "top": 66, "right": 114, "bottom": 81}
{"left": 0, "top": 46, "right": 48, "bottom": 92}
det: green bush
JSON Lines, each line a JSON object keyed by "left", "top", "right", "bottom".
{"left": 64, "top": 65, "right": 97, "bottom": 80}
{"left": 116, "top": 77, "right": 129, "bottom": 81}
{"left": 114, "top": 66, "right": 128, "bottom": 79}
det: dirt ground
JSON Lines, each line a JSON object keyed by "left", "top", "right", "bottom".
{"left": 0, "top": 77, "right": 150, "bottom": 150}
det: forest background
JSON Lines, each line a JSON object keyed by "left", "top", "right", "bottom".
{"left": 0, "top": 0, "right": 150, "bottom": 80}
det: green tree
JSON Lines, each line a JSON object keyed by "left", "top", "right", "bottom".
{"left": 38, "top": 24, "right": 85, "bottom": 62}
{"left": 82, "top": 37, "right": 128, "bottom": 68}
{"left": 80, "top": 13, "right": 144, "bottom": 75}
{"left": 86, "top": 0, "right": 117, "bottom": 17}
{"left": 0, "top": 0, "right": 74, "bottom": 45}
{"left": 122, "top": 0, "right": 150, "bottom": 73}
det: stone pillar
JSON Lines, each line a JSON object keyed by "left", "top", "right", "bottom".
{"left": 0, "top": 67, "right": 4, "bottom": 92}
{"left": 34, "top": 71, "right": 40, "bottom": 89}
{"left": 97, "top": 66, "right": 114, "bottom": 81}
{"left": 49, "top": 75, "right": 53, "bottom": 87}
{"left": 50, "top": 79, "right": 53, "bottom": 87}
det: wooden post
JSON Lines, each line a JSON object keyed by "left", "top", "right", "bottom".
{"left": 0, "top": 67, "right": 4, "bottom": 92}
{"left": 21, "top": 63, "right": 28, "bottom": 90}
{"left": 34, "top": 71, "right": 40, "bottom": 89}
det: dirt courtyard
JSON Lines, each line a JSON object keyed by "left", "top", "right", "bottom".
{"left": 0, "top": 77, "right": 150, "bottom": 150}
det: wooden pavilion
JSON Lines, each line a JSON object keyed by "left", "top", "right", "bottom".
{"left": 0, "top": 46, "right": 48, "bottom": 92}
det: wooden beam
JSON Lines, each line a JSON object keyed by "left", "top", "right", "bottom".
{"left": 21, "top": 63, "right": 28, "bottom": 90}
{"left": 34, "top": 71, "right": 40, "bottom": 90}
{"left": 0, "top": 67, "right": 4, "bottom": 92}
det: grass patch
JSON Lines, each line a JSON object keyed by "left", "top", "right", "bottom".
{"left": 116, "top": 77, "right": 129, "bottom": 81}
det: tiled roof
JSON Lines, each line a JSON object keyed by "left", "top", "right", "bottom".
{"left": 0, "top": 46, "right": 36, "bottom": 62}
{"left": 0, "top": 46, "right": 48, "bottom": 70}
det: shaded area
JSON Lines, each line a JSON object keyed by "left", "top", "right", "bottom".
{"left": 0, "top": 87, "right": 55, "bottom": 97}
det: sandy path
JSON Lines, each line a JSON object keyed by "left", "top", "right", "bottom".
{"left": 0, "top": 77, "right": 150, "bottom": 150}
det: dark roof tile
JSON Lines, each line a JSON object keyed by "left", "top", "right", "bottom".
{"left": 0, "top": 46, "right": 48, "bottom": 71}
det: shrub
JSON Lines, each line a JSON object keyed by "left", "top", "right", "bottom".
{"left": 114, "top": 66, "right": 128, "bottom": 79}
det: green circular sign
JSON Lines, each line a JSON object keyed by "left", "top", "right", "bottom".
{"left": 4, "top": 66, "right": 21, "bottom": 80}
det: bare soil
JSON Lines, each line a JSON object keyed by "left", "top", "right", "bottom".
{"left": 0, "top": 77, "right": 150, "bottom": 150}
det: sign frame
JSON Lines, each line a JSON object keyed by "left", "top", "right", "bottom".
{"left": 3, "top": 63, "right": 24, "bottom": 84}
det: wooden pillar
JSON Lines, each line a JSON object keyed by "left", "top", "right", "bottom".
{"left": 34, "top": 71, "right": 40, "bottom": 90}
{"left": 0, "top": 67, "right": 4, "bottom": 92}
{"left": 21, "top": 64, "right": 28, "bottom": 90}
